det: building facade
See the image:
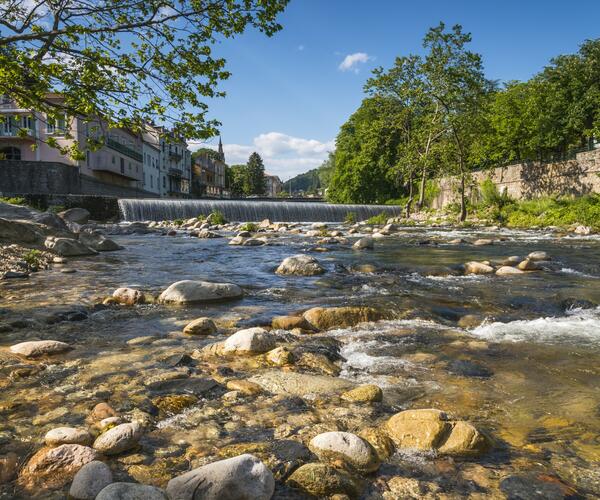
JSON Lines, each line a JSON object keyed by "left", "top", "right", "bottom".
{"left": 192, "top": 138, "right": 228, "bottom": 198}
{"left": 0, "top": 94, "right": 191, "bottom": 198}
{"left": 264, "top": 172, "right": 283, "bottom": 198}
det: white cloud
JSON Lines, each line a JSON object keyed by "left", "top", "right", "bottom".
{"left": 338, "top": 52, "right": 371, "bottom": 73}
{"left": 189, "top": 132, "right": 334, "bottom": 180}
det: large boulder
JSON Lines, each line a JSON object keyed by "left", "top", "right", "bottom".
{"left": 0, "top": 217, "right": 45, "bottom": 246}
{"left": 495, "top": 266, "right": 524, "bottom": 276}
{"left": 287, "top": 463, "right": 361, "bottom": 498}
{"left": 96, "top": 483, "right": 167, "bottom": 500}
{"left": 385, "top": 409, "right": 490, "bottom": 456}
{"left": 309, "top": 432, "right": 381, "bottom": 473}
{"left": 79, "top": 231, "right": 122, "bottom": 251}
{"left": 69, "top": 460, "right": 113, "bottom": 500}
{"left": 275, "top": 254, "right": 325, "bottom": 276}
{"left": 159, "top": 280, "right": 243, "bottom": 304}
{"left": 271, "top": 315, "right": 313, "bottom": 331}
{"left": 10, "top": 340, "right": 72, "bottom": 358}
{"left": 58, "top": 208, "right": 90, "bottom": 225}
{"left": 165, "top": 454, "right": 274, "bottom": 500}
{"left": 353, "top": 237, "right": 374, "bottom": 249}
{"left": 222, "top": 327, "right": 277, "bottom": 354}
{"left": 34, "top": 212, "right": 70, "bottom": 232}
{"left": 92, "top": 422, "right": 142, "bottom": 455}
{"left": 45, "top": 427, "right": 92, "bottom": 447}
{"left": 302, "top": 306, "right": 384, "bottom": 331}
{"left": 17, "top": 444, "right": 100, "bottom": 493}
{"left": 341, "top": 384, "right": 383, "bottom": 403}
{"left": 45, "top": 236, "right": 97, "bottom": 256}
{"left": 249, "top": 370, "right": 353, "bottom": 397}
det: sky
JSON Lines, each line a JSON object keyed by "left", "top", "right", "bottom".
{"left": 189, "top": 0, "right": 600, "bottom": 181}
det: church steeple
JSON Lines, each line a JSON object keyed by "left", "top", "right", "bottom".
{"left": 218, "top": 136, "right": 225, "bottom": 162}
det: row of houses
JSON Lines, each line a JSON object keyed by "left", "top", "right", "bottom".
{"left": 0, "top": 94, "right": 283, "bottom": 198}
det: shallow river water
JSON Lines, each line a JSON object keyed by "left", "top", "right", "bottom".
{"left": 1, "top": 224, "right": 599, "bottom": 498}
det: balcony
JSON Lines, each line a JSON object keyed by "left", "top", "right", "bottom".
{"left": 106, "top": 137, "right": 143, "bottom": 162}
{"left": 168, "top": 167, "right": 182, "bottom": 177}
{"left": 168, "top": 148, "right": 182, "bottom": 161}
{"left": 0, "top": 116, "right": 36, "bottom": 141}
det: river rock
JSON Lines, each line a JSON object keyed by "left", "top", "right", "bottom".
{"left": 517, "top": 258, "right": 541, "bottom": 271}
{"left": 266, "top": 346, "right": 294, "bottom": 366}
{"left": 96, "top": 482, "right": 167, "bottom": 500}
{"left": 165, "top": 453, "right": 274, "bottom": 500}
{"left": 45, "top": 427, "right": 92, "bottom": 446}
{"left": 222, "top": 327, "right": 277, "bottom": 354}
{"left": 44, "top": 236, "right": 97, "bottom": 256}
{"left": 35, "top": 212, "right": 70, "bottom": 232}
{"left": 183, "top": 317, "right": 217, "bottom": 335}
{"left": 358, "top": 427, "right": 395, "bottom": 461}
{"left": 573, "top": 225, "right": 592, "bottom": 235}
{"left": 197, "top": 229, "right": 221, "bottom": 238}
{"left": 287, "top": 463, "right": 361, "bottom": 498}
{"left": 58, "top": 208, "right": 90, "bottom": 225}
{"left": 79, "top": 231, "right": 122, "bottom": 251}
{"left": 271, "top": 315, "right": 313, "bottom": 331}
{"left": 18, "top": 444, "right": 100, "bottom": 492}
{"left": 242, "top": 237, "right": 266, "bottom": 246}
{"left": 463, "top": 261, "right": 494, "bottom": 275}
{"left": 309, "top": 431, "right": 381, "bottom": 473}
{"left": 385, "top": 409, "right": 490, "bottom": 456}
{"left": 69, "top": 460, "right": 113, "bottom": 500}
{"left": 159, "top": 280, "right": 243, "bottom": 304}
{"left": 93, "top": 422, "right": 142, "bottom": 455}
{"left": 303, "top": 306, "right": 384, "bottom": 330}
{"left": 473, "top": 238, "right": 493, "bottom": 246}
{"left": 249, "top": 370, "right": 353, "bottom": 397}
{"left": 229, "top": 235, "right": 247, "bottom": 245}
{"left": 341, "top": 384, "right": 383, "bottom": 403}
{"left": 0, "top": 452, "right": 19, "bottom": 485}
{"left": 276, "top": 254, "right": 325, "bottom": 276}
{"left": 495, "top": 266, "right": 525, "bottom": 276}
{"left": 528, "top": 251, "right": 549, "bottom": 261}
{"left": 353, "top": 236, "right": 374, "bottom": 249}
{"left": 10, "top": 340, "right": 72, "bottom": 358}
{"left": 112, "top": 287, "right": 145, "bottom": 305}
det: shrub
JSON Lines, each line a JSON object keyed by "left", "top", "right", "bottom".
{"left": 239, "top": 222, "right": 258, "bottom": 232}
{"left": 344, "top": 212, "right": 357, "bottom": 224}
{"left": 423, "top": 179, "right": 441, "bottom": 207}
{"left": 0, "top": 196, "right": 26, "bottom": 205}
{"left": 23, "top": 249, "right": 42, "bottom": 267}
{"left": 173, "top": 219, "right": 184, "bottom": 226}
{"left": 479, "top": 178, "right": 511, "bottom": 208}
{"left": 366, "top": 212, "right": 388, "bottom": 225}
{"left": 208, "top": 210, "right": 227, "bottom": 225}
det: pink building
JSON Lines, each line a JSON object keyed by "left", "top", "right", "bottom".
{"left": 0, "top": 94, "right": 144, "bottom": 189}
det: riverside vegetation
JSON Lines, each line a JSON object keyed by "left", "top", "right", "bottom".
{"left": 0, "top": 200, "right": 599, "bottom": 499}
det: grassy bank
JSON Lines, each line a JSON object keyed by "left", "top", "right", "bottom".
{"left": 468, "top": 194, "right": 600, "bottom": 231}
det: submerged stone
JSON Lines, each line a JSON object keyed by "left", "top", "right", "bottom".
{"left": 159, "top": 280, "right": 243, "bottom": 304}
{"left": 287, "top": 463, "right": 362, "bottom": 498}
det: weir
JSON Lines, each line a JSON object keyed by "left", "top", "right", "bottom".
{"left": 118, "top": 198, "right": 402, "bottom": 222}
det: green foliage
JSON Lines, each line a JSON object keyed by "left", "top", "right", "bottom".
{"left": 344, "top": 212, "right": 357, "bottom": 224}
{"left": 245, "top": 152, "right": 267, "bottom": 196}
{"left": 208, "top": 210, "right": 227, "bottom": 225}
{"left": 0, "top": 196, "right": 26, "bottom": 205}
{"left": 23, "top": 249, "right": 42, "bottom": 267}
{"left": 48, "top": 205, "right": 66, "bottom": 214}
{"left": 192, "top": 148, "right": 221, "bottom": 164}
{"left": 173, "top": 219, "right": 184, "bottom": 226}
{"left": 498, "top": 195, "right": 600, "bottom": 230}
{"left": 277, "top": 190, "right": 289, "bottom": 198}
{"left": 227, "top": 164, "right": 248, "bottom": 197}
{"left": 196, "top": 214, "right": 206, "bottom": 221}
{"left": 384, "top": 197, "right": 408, "bottom": 206}
{"left": 0, "top": 1, "right": 289, "bottom": 151}
{"left": 478, "top": 178, "right": 511, "bottom": 208}
{"left": 366, "top": 212, "right": 389, "bottom": 225}
{"left": 239, "top": 222, "right": 258, "bottom": 232}
{"left": 423, "top": 179, "right": 441, "bottom": 207}
{"left": 285, "top": 152, "right": 335, "bottom": 195}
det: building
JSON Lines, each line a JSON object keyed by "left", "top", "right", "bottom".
{"left": 156, "top": 127, "right": 191, "bottom": 198}
{"left": 0, "top": 94, "right": 144, "bottom": 190}
{"left": 264, "top": 172, "right": 283, "bottom": 198}
{"left": 141, "top": 124, "right": 161, "bottom": 195}
{"left": 192, "top": 138, "right": 228, "bottom": 198}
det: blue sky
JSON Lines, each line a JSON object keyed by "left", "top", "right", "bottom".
{"left": 191, "top": 0, "right": 600, "bottom": 181}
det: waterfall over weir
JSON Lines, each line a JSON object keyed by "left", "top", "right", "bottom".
{"left": 118, "top": 198, "right": 402, "bottom": 223}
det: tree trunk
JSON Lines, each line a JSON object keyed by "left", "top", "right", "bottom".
{"left": 416, "top": 164, "right": 427, "bottom": 210}
{"left": 459, "top": 170, "right": 467, "bottom": 222}
{"left": 405, "top": 172, "right": 414, "bottom": 218}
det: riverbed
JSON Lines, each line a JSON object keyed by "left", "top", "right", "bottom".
{"left": 1, "top": 223, "right": 599, "bottom": 498}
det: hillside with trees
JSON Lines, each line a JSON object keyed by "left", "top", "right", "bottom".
{"left": 284, "top": 152, "right": 335, "bottom": 195}
{"left": 326, "top": 23, "right": 600, "bottom": 219}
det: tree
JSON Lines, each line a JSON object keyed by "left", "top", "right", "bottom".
{"left": 245, "top": 152, "right": 266, "bottom": 196}
{"left": 227, "top": 164, "right": 247, "bottom": 197}
{"left": 191, "top": 148, "right": 221, "bottom": 164}
{"left": 0, "top": 0, "right": 288, "bottom": 150}
{"left": 421, "top": 23, "right": 495, "bottom": 221}
{"left": 328, "top": 96, "right": 405, "bottom": 204}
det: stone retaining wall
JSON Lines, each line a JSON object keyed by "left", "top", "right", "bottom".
{"left": 432, "top": 149, "right": 600, "bottom": 208}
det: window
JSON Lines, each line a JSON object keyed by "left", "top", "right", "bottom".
{"left": 163, "top": 177, "right": 166, "bottom": 188}
{"left": 0, "top": 146, "right": 20, "bottom": 160}
{"left": 128, "top": 162, "right": 132, "bottom": 171}
{"left": 151, "top": 176, "right": 153, "bottom": 188}
{"left": 86, "top": 151, "right": 90, "bottom": 167}
{"left": 120, "top": 157, "right": 124, "bottom": 174}
{"left": 46, "top": 113, "right": 66, "bottom": 134}
{"left": 112, "top": 155, "right": 115, "bottom": 164}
